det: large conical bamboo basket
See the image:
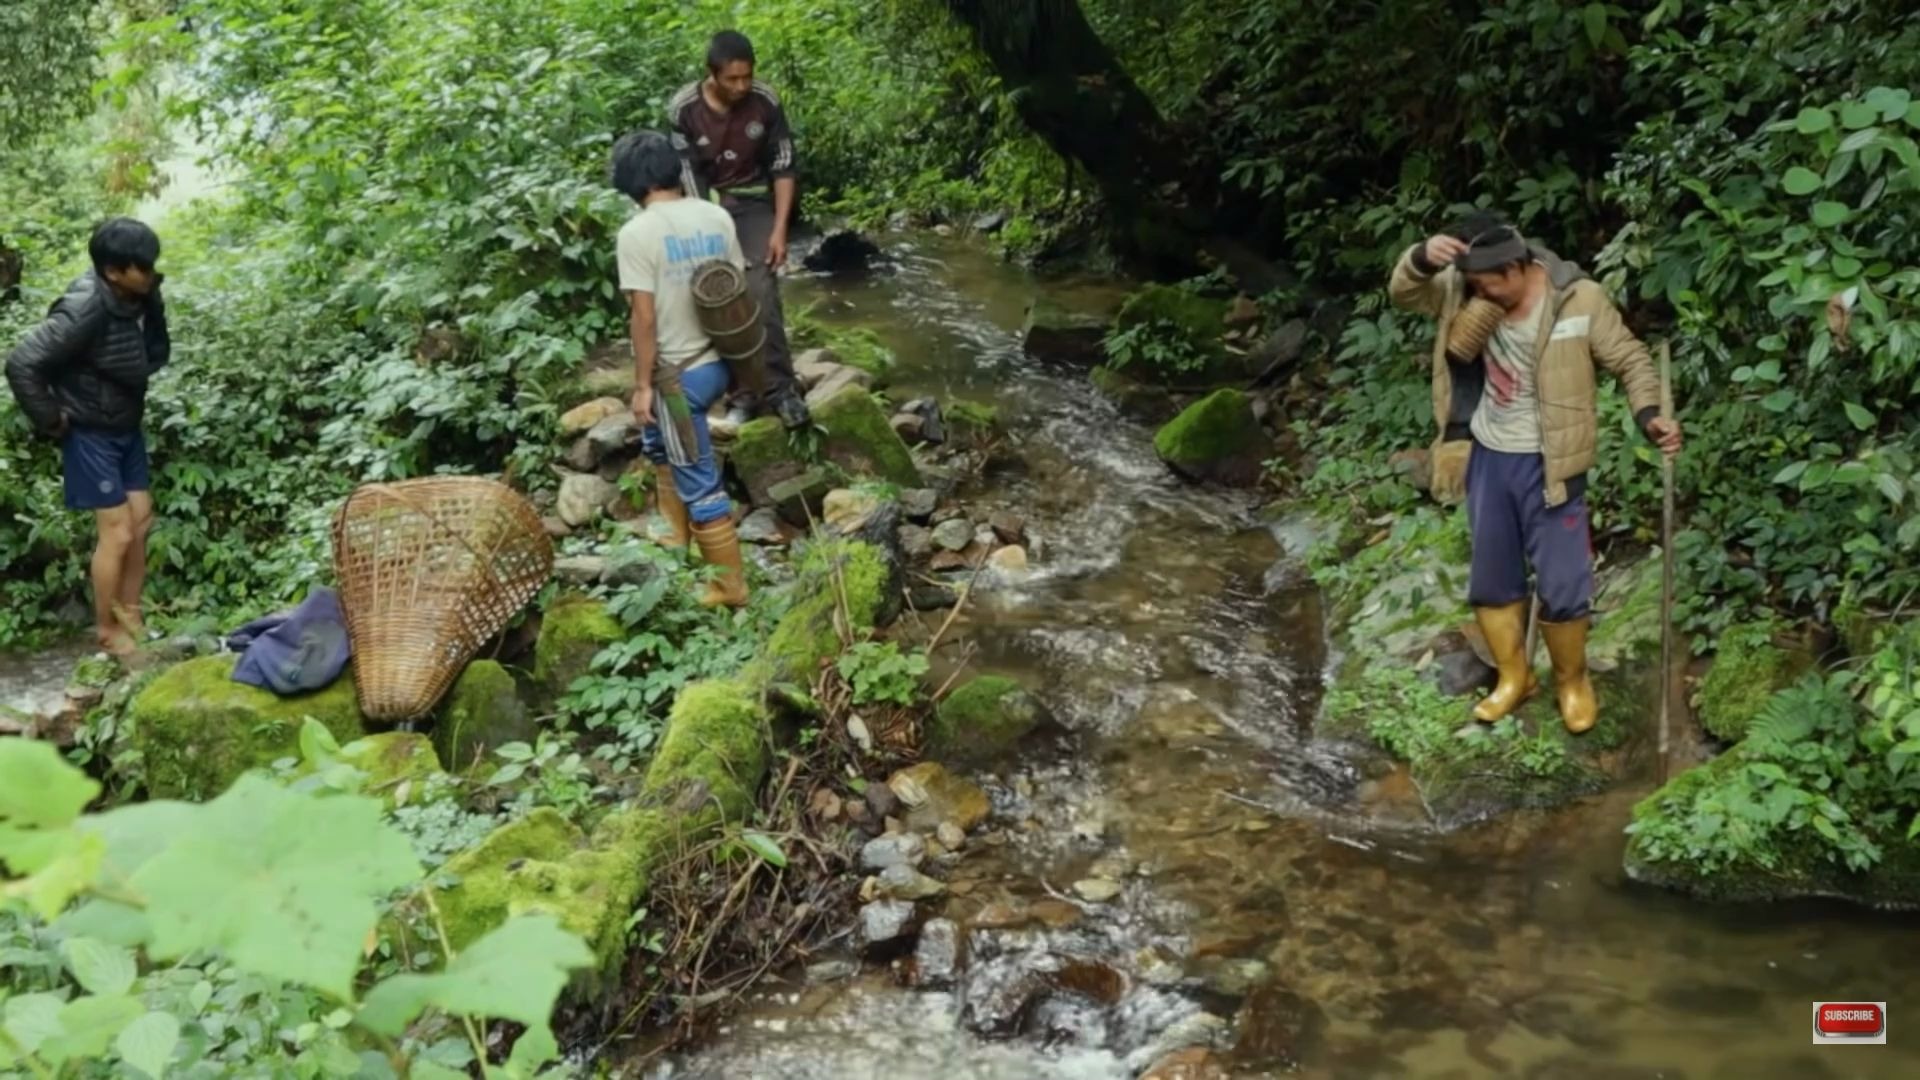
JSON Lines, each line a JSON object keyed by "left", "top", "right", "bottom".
{"left": 330, "top": 477, "right": 553, "bottom": 721}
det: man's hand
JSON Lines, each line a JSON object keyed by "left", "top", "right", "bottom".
{"left": 631, "top": 386, "right": 654, "bottom": 425}
{"left": 1647, "top": 416, "right": 1683, "bottom": 457}
{"left": 767, "top": 228, "right": 788, "bottom": 271}
{"left": 1424, "top": 234, "right": 1468, "bottom": 268}
{"left": 48, "top": 413, "right": 69, "bottom": 440}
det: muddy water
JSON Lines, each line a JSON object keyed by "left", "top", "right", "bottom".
{"left": 651, "top": 236, "right": 1919, "bottom": 1079}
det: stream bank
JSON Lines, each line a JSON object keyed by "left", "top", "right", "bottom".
{"left": 650, "top": 234, "right": 1920, "bottom": 1079}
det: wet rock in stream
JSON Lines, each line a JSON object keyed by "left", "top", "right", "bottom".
{"left": 860, "top": 900, "right": 921, "bottom": 955}
{"left": 907, "top": 918, "right": 964, "bottom": 988}
{"left": 861, "top": 832, "right": 927, "bottom": 871}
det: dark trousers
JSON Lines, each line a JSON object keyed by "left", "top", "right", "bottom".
{"left": 724, "top": 196, "right": 798, "bottom": 404}
{"left": 1465, "top": 444, "right": 1593, "bottom": 622}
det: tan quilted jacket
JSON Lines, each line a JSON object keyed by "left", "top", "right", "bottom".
{"left": 1389, "top": 243, "right": 1664, "bottom": 508}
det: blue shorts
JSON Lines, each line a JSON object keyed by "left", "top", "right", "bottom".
{"left": 62, "top": 427, "right": 151, "bottom": 511}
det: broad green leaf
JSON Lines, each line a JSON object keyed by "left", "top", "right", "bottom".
{"left": 1838, "top": 127, "right": 1881, "bottom": 154}
{"left": 1844, "top": 402, "right": 1876, "bottom": 431}
{"left": 300, "top": 717, "right": 343, "bottom": 766}
{"left": 412, "top": 1064, "right": 471, "bottom": 1080}
{"left": 40, "top": 993, "right": 143, "bottom": 1064}
{"left": 1582, "top": 3, "right": 1607, "bottom": 48}
{"left": 55, "top": 900, "right": 151, "bottom": 947}
{"left": 1795, "top": 107, "right": 1834, "bottom": 134}
{"left": 504, "top": 1022, "right": 561, "bottom": 1076}
{"left": 357, "top": 915, "right": 592, "bottom": 1037}
{"left": 78, "top": 800, "right": 201, "bottom": 893}
{"left": 1761, "top": 389, "right": 1796, "bottom": 413}
{"left": 1812, "top": 815, "right": 1841, "bottom": 842}
{"left": 1780, "top": 166, "right": 1822, "bottom": 196}
{"left": 1907, "top": 101, "right": 1920, "bottom": 130}
{"left": 0, "top": 739, "right": 100, "bottom": 827}
{"left": 1867, "top": 86, "right": 1911, "bottom": 121}
{"left": 4, "top": 993, "right": 65, "bottom": 1055}
{"left": 741, "top": 830, "right": 788, "bottom": 868}
{"left": 1, "top": 829, "right": 105, "bottom": 920}
{"left": 130, "top": 776, "right": 421, "bottom": 1000}
{"left": 62, "top": 936, "right": 137, "bottom": 996}
{"left": 1841, "top": 102, "right": 1878, "bottom": 130}
{"left": 1812, "top": 202, "right": 1850, "bottom": 228}
{"left": 1831, "top": 255, "right": 1862, "bottom": 278}
{"left": 1875, "top": 473, "right": 1905, "bottom": 506}
{"left": 116, "top": 1010, "right": 180, "bottom": 1079}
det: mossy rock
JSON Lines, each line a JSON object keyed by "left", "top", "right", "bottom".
{"left": 927, "top": 676, "right": 1048, "bottom": 765}
{"left": 642, "top": 679, "right": 770, "bottom": 817}
{"left": 1696, "top": 623, "right": 1813, "bottom": 743}
{"left": 824, "top": 326, "right": 895, "bottom": 383}
{"left": 435, "top": 661, "right": 537, "bottom": 771}
{"left": 313, "top": 732, "right": 444, "bottom": 807}
{"left": 811, "top": 385, "right": 922, "bottom": 489}
{"left": 1090, "top": 365, "right": 1177, "bottom": 422}
{"left": 1109, "top": 284, "right": 1242, "bottom": 386}
{"left": 766, "top": 540, "right": 895, "bottom": 686}
{"left": 432, "top": 808, "right": 590, "bottom": 951}
{"left": 1022, "top": 297, "right": 1110, "bottom": 367}
{"left": 1153, "top": 389, "right": 1273, "bottom": 488}
{"left": 945, "top": 400, "right": 1004, "bottom": 446}
{"left": 533, "top": 595, "right": 623, "bottom": 693}
{"left": 1624, "top": 753, "right": 1920, "bottom": 909}
{"left": 128, "top": 655, "right": 367, "bottom": 801}
{"left": 729, "top": 416, "right": 809, "bottom": 508}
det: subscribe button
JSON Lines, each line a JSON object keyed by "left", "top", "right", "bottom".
{"left": 1813, "top": 1002, "right": 1886, "bottom": 1043}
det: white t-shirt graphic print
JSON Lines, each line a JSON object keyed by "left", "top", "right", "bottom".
{"left": 615, "top": 197, "right": 746, "bottom": 371}
{"left": 1470, "top": 310, "right": 1543, "bottom": 453}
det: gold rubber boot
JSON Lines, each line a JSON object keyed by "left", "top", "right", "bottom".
{"left": 1541, "top": 617, "right": 1598, "bottom": 734}
{"left": 1471, "top": 601, "right": 1538, "bottom": 723}
{"left": 691, "top": 518, "right": 750, "bottom": 608}
{"left": 654, "top": 465, "right": 691, "bottom": 550}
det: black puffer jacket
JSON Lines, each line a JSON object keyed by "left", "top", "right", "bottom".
{"left": 5, "top": 271, "right": 170, "bottom": 435}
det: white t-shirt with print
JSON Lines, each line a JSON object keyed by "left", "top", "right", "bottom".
{"left": 1470, "top": 308, "right": 1544, "bottom": 453}
{"left": 615, "top": 196, "right": 745, "bottom": 371}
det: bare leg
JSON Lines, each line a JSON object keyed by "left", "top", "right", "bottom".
{"left": 114, "top": 490, "right": 154, "bottom": 639}
{"left": 92, "top": 505, "right": 136, "bottom": 656}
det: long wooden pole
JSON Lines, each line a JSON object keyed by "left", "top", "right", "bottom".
{"left": 1658, "top": 340, "right": 1676, "bottom": 784}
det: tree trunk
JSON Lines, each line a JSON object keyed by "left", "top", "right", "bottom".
{"left": 944, "top": 0, "right": 1287, "bottom": 289}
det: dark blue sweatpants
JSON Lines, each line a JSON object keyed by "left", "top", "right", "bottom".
{"left": 1465, "top": 444, "right": 1593, "bottom": 622}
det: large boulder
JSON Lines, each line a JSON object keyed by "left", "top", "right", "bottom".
{"left": 533, "top": 596, "right": 624, "bottom": 693}
{"left": 927, "top": 675, "right": 1048, "bottom": 765}
{"left": 1022, "top": 297, "right": 1111, "bottom": 368}
{"left": 435, "top": 660, "right": 537, "bottom": 771}
{"left": 1695, "top": 623, "right": 1815, "bottom": 743}
{"left": 1107, "top": 284, "right": 1243, "bottom": 387}
{"left": 767, "top": 540, "right": 899, "bottom": 685}
{"left": 811, "top": 385, "right": 922, "bottom": 488}
{"left": 128, "top": 655, "right": 367, "bottom": 800}
{"left": 728, "top": 417, "right": 807, "bottom": 508}
{"left": 1153, "top": 389, "right": 1274, "bottom": 488}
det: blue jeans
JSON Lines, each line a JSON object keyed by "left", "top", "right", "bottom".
{"left": 640, "top": 361, "right": 732, "bottom": 524}
{"left": 1465, "top": 444, "right": 1593, "bottom": 622}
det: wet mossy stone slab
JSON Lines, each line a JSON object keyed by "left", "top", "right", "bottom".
{"left": 730, "top": 416, "right": 808, "bottom": 508}
{"left": 129, "top": 654, "right": 367, "bottom": 801}
{"left": 435, "top": 660, "right": 537, "bottom": 771}
{"left": 533, "top": 595, "right": 622, "bottom": 694}
{"left": 927, "top": 675, "right": 1049, "bottom": 765}
{"left": 1153, "top": 389, "right": 1273, "bottom": 488}
{"left": 1625, "top": 752, "right": 1920, "bottom": 909}
{"left": 811, "top": 385, "right": 923, "bottom": 489}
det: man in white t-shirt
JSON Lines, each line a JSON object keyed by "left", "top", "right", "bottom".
{"left": 610, "top": 129, "right": 750, "bottom": 607}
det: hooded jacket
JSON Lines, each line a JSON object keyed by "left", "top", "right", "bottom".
{"left": 5, "top": 270, "right": 170, "bottom": 435}
{"left": 1389, "top": 242, "right": 1663, "bottom": 508}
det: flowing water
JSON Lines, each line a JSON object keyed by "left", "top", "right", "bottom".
{"left": 644, "top": 235, "right": 1920, "bottom": 1078}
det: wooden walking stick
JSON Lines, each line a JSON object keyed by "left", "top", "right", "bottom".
{"left": 1657, "top": 340, "right": 1677, "bottom": 784}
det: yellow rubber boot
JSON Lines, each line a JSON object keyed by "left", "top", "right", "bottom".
{"left": 654, "top": 465, "right": 691, "bottom": 550}
{"left": 1541, "top": 617, "right": 1598, "bottom": 733}
{"left": 691, "top": 518, "right": 750, "bottom": 608}
{"left": 1471, "top": 601, "right": 1538, "bottom": 723}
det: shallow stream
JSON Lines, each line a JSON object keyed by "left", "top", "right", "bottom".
{"left": 650, "top": 235, "right": 1920, "bottom": 1080}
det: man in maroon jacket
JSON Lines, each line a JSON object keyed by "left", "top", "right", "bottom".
{"left": 668, "top": 30, "right": 810, "bottom": 430}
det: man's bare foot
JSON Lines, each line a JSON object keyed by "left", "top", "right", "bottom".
{"left": 111, "top": 601, "right": 146, "bottom": 640}
{"left": 95, "top": 625, "right": 139, "bottom": 660}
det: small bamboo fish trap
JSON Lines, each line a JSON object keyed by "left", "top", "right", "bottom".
{"left": 691, "top": 259, "right": 770, "bottom": 397}
{"left": 1446, "top": 298, "right": 1505, "bottom": 363}
{"left": 330, "top": 477, "right": 554, "bottom": 721}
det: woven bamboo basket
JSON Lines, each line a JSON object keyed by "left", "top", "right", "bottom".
{"left": 690, "top": 259, "right": 770, "bottom": 397}
{"left": 1446, "top": 298, "right": 1505, "bottom": 363}
{"left": 330, "top": 477, "right": 554, "bottom": 721}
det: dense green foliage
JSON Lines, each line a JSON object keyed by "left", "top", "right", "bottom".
{"left": 0, "top": 736, "right": 589, "bottom": 1077}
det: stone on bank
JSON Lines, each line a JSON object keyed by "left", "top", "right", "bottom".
{"left": 1153, "top": 389, "right": 1274, "bottom": 488}
{"left": 435, "top": 660, "right": 537, "bottom": 771}
{"left": 533, "top": 595, "right": 623, "bottom": 692}
{"left": 927, "top": 675, "right": 1048, "bottom": 765}
{"left": 129, "top": 654, "right": 367, "bottom": 800}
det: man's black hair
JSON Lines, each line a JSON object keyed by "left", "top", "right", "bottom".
{"left": 1449, "top": 208, "right": 1511, "bottom": 244}
{"left": 707, "top": 30, "right": 755, "bottom": 72}
{"left": 609, "top": 130, "right": 685, "bottom": 202}
{"left": 89, "top": 218, "right": 160, "bottom": 274}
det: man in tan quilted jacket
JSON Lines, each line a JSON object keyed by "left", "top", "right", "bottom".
{"left": 1389, "top": 211, "right": 1682, "bottom": 733}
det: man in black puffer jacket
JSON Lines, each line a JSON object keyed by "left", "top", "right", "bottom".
{"left": 6, "top": 219, "right": 170, "bottom": 656}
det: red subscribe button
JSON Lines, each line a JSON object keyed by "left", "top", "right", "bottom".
{"left": 1815, "top": 1002, "right": 1885, "bottom": 1037}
